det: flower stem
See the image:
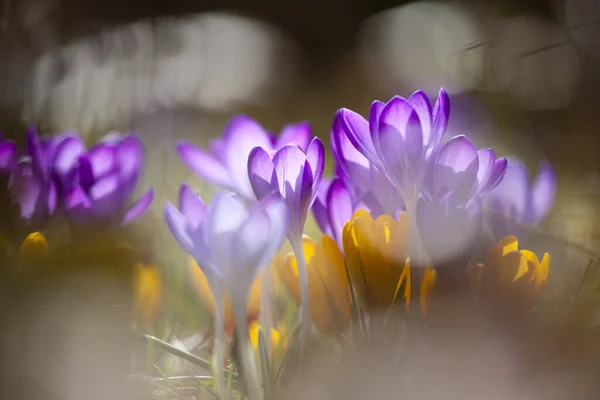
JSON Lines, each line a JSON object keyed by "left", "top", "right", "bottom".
{"left": 213, "top": 297, "right": 226, "bottom": 398}
{"left": 234, "top": 304, "right": 262, "bottom": 400}
{"left": 260, "top": 268, "right": 273, "bottom": 364}
{"left": 290, "top": 237, "right": 311, "bottom": 353}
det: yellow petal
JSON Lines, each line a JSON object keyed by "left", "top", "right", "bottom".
{"left": 420, "top": 267, "right": 436, "bottom": 316}
{"left": 18, "top": 232, "right": 49, "bottom": 265}
{"left": 248, "top": 321, "right": 286, "bottom": 360}
{"left": 133, "top": 263, "right": 162, "bottom": 326}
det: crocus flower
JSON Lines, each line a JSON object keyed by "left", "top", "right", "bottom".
{"left": 58, "top": 133, "right": 154, "bottom": 226}
{"left": 330, "top": 112, "right": 402, "bottom": 218}
{"left": 248, "top": 321, "right": 287, "bottom": 361}
{"left": 0, "top": 133, "right": 17, "bottom": 174}
{"left": 469, "top": 236, "right": 550, "bottom": 311}
{"left": 336, "top": 89, "right": 450, "bottom": 210}
{"left": 247, "top": 138, "right": 325, "bottom": 348}
{"left": 312, "top": 178, "right": 355, "bottom": 249}
{"left": 176, "top": 116, "right": 311, "bottom": 203}
{"left": 342, "top": 210, "right": 412, "bottom": 312}
{"left": 276, "top": 235, "right": 350, "bottom": 335}
{"left": 9, "top": 127, "right": 68, "bottom": 222}
{"left": 483, "top": 160, "right": 556, "bottom": 242}
{"left": 164, "top": 187, "right": 287, "bottom": 396}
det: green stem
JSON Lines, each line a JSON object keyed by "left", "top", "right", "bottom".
{"left": 214, "top": 297, "right": 226, "bottom": 398}
{"left": 290, "top": 236, "right": 311, "bottom": 353}
{"left": 234, "top": 303, "right": 262, "bottom": 400}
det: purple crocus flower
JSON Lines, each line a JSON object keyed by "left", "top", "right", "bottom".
{"left": 8, "top": 127, "right": 67, "bottom": 221}
{"left": 247, "top": 138, "right": 325, "bottom": 239}
{"left": 336, "top": 89, "right": 450, "bottom": 210}
{"left": 483, "top": 160, "right": 557, "bottom": 241}
{"left": 0, "top": 133, "right": 17, "bottom": 174}
{"left": 312, "top": 178, "right": 355, "bottom": 248}
{"left": 57, "top": 133, "right": 154, "bottom": 225}
{"left": 176, "top": 116, "right": 311, "bottom": 203}
{"left": 330, "top": 112, "right": 402, "bottom": 219}
{"left": 424, "top": 135, "right": 507, "bottom": 205}
{"left": 164, "top": 188, "right": 287, "bottom": 395}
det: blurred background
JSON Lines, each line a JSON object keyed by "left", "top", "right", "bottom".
{"left": 1, "top": 0, "right": 600, "bottom": 399}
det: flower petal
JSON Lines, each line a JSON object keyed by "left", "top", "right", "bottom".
{"left": 78, "top": 144, "right": 116, "bottom": 189}
{"left": 0, "top": 141, "right": 17, "bottom": 171}
{"left": 312, "top": 177, "right": 332, "bottom": 237}
{"left": 223, "top": 116, "right": 273, "bottom": 200}
{"left": 326, "top": 179, "right": 353, "bottom": 248}
{"left": 339, "top": 108, "right": 379, "bottom": 165}
{"left": 64, "top": 186, "right": 92, "bottom": 224}
{"left": 430, "top": 88, "right": 450, "bottom": 149}
{"left": 378, "top": 96, "right": 416, "bottom": 143}
{"left": 276, "top": 122, "right": 311, "bottom": 152}
{"left": 164, "top": 201, "right": 195, "bottom": 254}
{"left": 331, "top": 113, "right": 370, "bottom": 187}
{"left": 122, "top": 187, "right": 154, "bottom": 225}
{"left": 368, "top": 100, "right": 386, "bottom": 141}
{"left": 116, "top": 135, "right": 143, "bottom": 184}
{"left": 306, "top": 137, "right": 325, "bottom": 199}
{"left": 176, "top": 142, "right": 232, "bottom": 189}
{"left": 408, "top": 90, "right": 433, "bottom": 145}
{"left": 433, "top": 135, "right": 479, "bottom": 201}
{"left": 488, "top": 161, "right": 530, "bottom": 218}
{"left": 52, "top": 134, "right": 86, "bottom": 184}
{"left": 88, "top": 172, "right": 123, "bottom": 218}
{"left": 531, "top": 162, "right": 556, "bottom": 223}
{"left": 248, "top": 147, "right": 277, "bottom": 200}
{"left": 178, "top": 184, "right": 207, "bottom": 226}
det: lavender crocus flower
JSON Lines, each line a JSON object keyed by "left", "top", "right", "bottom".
{"left": 164, "top": 188, "right": 287, "bottom": 397}
{"left": 483, "top": 160, "right": 557, "bottom": 241}
{"left": 8, "top": 127, "right": 67, "bottom": 221}
{"left": 312, "top": 178, "right": 355, "bottom": 248}
{"left": 424, "top": 135, "right": 507, "bottom": 204}
{"left": 0, "top": 133, "right": 17, "bottom": 174}
{"left": 57, "top": 133, "right": 154, "bottom": 225}
{"left": 330, "top": 112, "right": 402, "bottom": 219}
{"left": 176, "top": 115, "right": 311, "bottom": 203}
{"left": 247, "top": 137, "right": 324, "bottom": 349}
{"left": 336, "top": 89, "right": 450, "bottom": 211}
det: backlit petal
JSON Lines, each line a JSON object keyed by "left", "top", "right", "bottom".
{"left": 176, "top": 142, "right": 232, "bottom": 190}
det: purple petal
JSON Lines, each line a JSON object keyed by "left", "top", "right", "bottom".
{"left": 223, "top": 116, "right": 273, "bottom": 200}
{"left": 52, "top": 135, "right": 86, "bottom": 183}
{"left": 178, "top": 184, "right": 207, "bottom": 226}
{"left": 79, "top": 144, "right": 117, "bottom": 189}
{"left": 430, "top": 88, "right": 450, "bottom": 149}
{"left": 165, "top": 201, "right": 195, "bottom": 254}
{"left": 331, "top": 113, "right": 370, "bottom": 184}
{"left": 248, "top": 147, "right": 277, "bottom": 200}
{"left": 531, "top": 162, "right": 557, "bottom": 223}
{"left": 13, "top": 170, "right": 43, "bottom": 220}
{"left": 88, "top": 173, "right": 123, "bottom": 218}
{"left": 484, "top": 158, "right": 508, "bottom": 194}
{"left": 64, "top": 186, "right": 92, "bottom": 224}
{"left": 261, "top": 193, "right": 289, "bottom": 256}
{"left": 306, "top": 137, "right": 325, "bottom": 198}
{"left": 339, "top": 108, "right": 379, "bottom": 165}
{"left": 378, "top": 96, "right": 416, "bottom": 143}
{"left": 489, "top": 161, "right": 530, "bottom": 218}
{"left": 312, "top": 177, "right": 333, "bottom": 237}
{"left": 176, "top": 142, "right": 232, "bottom": 190}
{"left": 0, "top": 141, "right": 17, "bottom": 171}
{"left": 47, "top": 182, "right": 57, "bottom": 215}
{"left": 433, "top": 135, "right": 479, "bottom": 200}
{"left": 476, "top": 149, "right": 496, "bottom": 188}
{"left": 122, "top": 187, "right": 154, "bottom": 225}
{"left": 368, "top": 100, "right": 386, "bottom": 140}
{"left": 272, "top": 144, "right": 308, "bottom": 198}
{"left": 408, "top": 90, "right": 433, "bottom": 145}
{"left": 116, "top": 135, "right": 143, "bottom": 184}
{"left": 276, "top": 122, "right": 311, "bottom": 152}
{"left": 326, "top": 179, "right": 353, "bottom": 248}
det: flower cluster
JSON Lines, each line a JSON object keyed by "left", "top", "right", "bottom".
{"left": 0, "top": 89, "right": 558, "bottom": 400}
{"left": 0, "top": 127, "right": 153, "bottom": 227}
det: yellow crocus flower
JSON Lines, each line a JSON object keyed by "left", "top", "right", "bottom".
{"left": 188, "top": 257, "right": 262, "bottom": 336}
{"left": 248, "top": 321, "right": 287, "bottom": 360}
{"left": 469, "top": 236, "right": 550, "bottom": 306}
{"left": 18, "top": 232, "right": 49, "bottom": 266}
{"left": 276, "top": 235, "right": 351, "bottom": 335}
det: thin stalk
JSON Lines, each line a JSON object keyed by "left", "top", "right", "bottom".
{"left": 234, "top": 304, "right": 262, "bottom": 400}
{"left": 213, "top": 296, "right": 226, "bottom": 398}
{"left": 290, "top": 237, "right": 311, "bottom": 352}
{"left": 259, "top": 267, "right": 274, "bottom": 364}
